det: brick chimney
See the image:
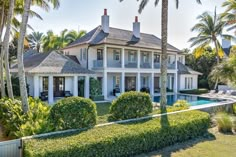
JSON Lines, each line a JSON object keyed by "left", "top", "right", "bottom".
{"left": 133, "top": 16, "right": 140, "bottom": 38}
{"left": 101, "top": 9, "right": 109, "bottom": 33}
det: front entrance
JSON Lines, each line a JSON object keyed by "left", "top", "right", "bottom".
{"left": 53, "top": 77, "right": 65, "bottom": 97}
{"left": 125, "top": 76, "right": 136, "bottom": 91}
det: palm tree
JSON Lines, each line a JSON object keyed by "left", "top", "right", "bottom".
{"left": 65, "top": 30, "right": 86, "bottom": 44}
{"left": 221, "top": 0, "right": 236, "bottom": 32}
{"left": 17, "top": 0, "right": 31, "bottom": 113}
{"left": 27, "top": 31, "right": 44, "bottom": 52}
{"left": 210, "top": 55, "right": 236, "bottom": 86}
{"left": 42, "top": 30, "right": 57, "bottom": 52}
{"left": 2, "top": 0, "right": 15, "bottom": 99}
{"left": 189, "top": 9, "right": 234, "bottom": 89}
{"left": 120, "top": 0, "right": 201, "bottom": 110}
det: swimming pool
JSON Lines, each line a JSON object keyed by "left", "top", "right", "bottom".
{"left": 153, "top": 94, "right": 225, "bottom": 106}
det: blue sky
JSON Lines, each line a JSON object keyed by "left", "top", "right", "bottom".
{"left": 29, "top": 0, "right": 227, "bottom": 49}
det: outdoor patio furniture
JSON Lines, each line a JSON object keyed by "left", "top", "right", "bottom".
{"left": 64, "top": 91, "right": 73, "bottom": 97}
{"left": 39, "top": 92, "right": 48, "bottom": 101}
{"left": 113, "top": 87, "right": 121, "bottom": 96}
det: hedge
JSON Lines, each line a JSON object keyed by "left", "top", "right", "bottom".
{"left": 110, "top": 91, "right": 153, "bottom": 120}
{"left": 24, "top": 110, "right": 210, "bottom": 157}
{"left": 50, "top": 97, "right": 97, "bottom": 130}
{"left": 180, "top": 88, "right": 208, "bottom": 95}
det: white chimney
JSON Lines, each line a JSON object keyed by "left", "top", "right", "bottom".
{"left": 101, "top": 9, "right": 109, "bottom": 33}
{"left": 133, "top": 16, "right": 140, "bottom": 38}
{"left": 222, "top": 38, "right": 231, "bottom": 49}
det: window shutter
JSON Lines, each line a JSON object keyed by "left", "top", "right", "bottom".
{"left": 134, "top": 52, "right": 137, "bottom": 61}
{"left": 128, "top": 51, "right": 131, "bottom": 62}
{"left": 113, "top": 76, "right": 116, "bottom": 88}
{"left": 113, "top": 51, "right": 116, "bottom": 60}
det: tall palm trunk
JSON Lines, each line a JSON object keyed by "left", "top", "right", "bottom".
{"left": 3, "top": 0, "right": 15, "bottom": 99}
{"left": 17, "top": 0, "right": 31, "bottom": 113}
{"left": 214, "top": 39, "right": 219, "bottom": 90}
{"left": 160, "top": 0, "right": 168, "bottom": 111}
{"left": 0, "top": 5, "right": 6, "bottom": 98}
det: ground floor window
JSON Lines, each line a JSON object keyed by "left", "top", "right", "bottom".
{"left": 113, "top": 76, "right": 121, "bottom": 88}
{"left": 42, "top": 77, "right": 48, "bottom": 92}
{"left": 141, "top": 76, "right": 148, "bottom": 88}
{"left": 53, "top": 77, "right": 65, "bottom": 97}
{"left": 185, "top": 77, "right": 193, "bottom": 89}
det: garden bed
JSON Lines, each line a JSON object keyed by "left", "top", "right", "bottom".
{"left": 24, "top": 110, "right": 210, "bottom": 157}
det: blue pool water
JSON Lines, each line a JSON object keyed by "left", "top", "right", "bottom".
{"left": 153, "top": 94, "right": 224, "bottom": 106}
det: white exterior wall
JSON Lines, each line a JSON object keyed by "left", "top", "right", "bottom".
{"left": 63, "top": 45, "right": 88, "bottom": 68}
{"left": 65, "top": 77, "right": 73, "bottom": 93}
{"left": 88, "top": 47, "right": 97, "bottom": 70}
{"left": 26, "top": 75, "right": 34, "bottom": 97}
{"left": 179, "top": 74, "right": 198, "bottom": 90}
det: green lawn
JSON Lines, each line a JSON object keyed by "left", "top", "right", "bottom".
{"left": 136, "top": 128, "right": 236, "bottom": 157}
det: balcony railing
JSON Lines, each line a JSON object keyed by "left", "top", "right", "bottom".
{"left": 168, "top": 63, "right": 175, "bottom": 69}
{"left": 140, "top": 63, "right": 151, "bottom": 68}
{"left": 93, "top": 60, "right": 103, "bottom": 68}
{"left": 107, "top": 61, "right": 122, "bottom": 68}
{"left": 125, "top": 62, "right": 138, "bottom": 68}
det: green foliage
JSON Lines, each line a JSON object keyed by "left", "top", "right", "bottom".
{"left": 185, "top": 47, "right": 217, "bottom": 89}
{"left": 180, "top": 89, "right": 209, "bottom": 95}
{"left": 216, "top": 113, "right": 233, "bottom": 133}
{"left": 0, "top": 97, "right": 51, "bottom": 138}
{"left": 173, "top": 100, "right": 190, "bottom": 109}
{"left": 23, "top": 110, "right": 210, "bottom": 157}
{"left": 233, "top": 104, "right": 236, "bottom": 114}
{"left": 50, "top": 97, "right": 97, "bottom": 130}
{"left": 89, "top": 78, "right": 102, "bottom": 96}
{"left": 110, "top": 91, "right": 153, "bottom": 120}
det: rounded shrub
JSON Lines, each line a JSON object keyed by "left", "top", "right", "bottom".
{"left": 50, "top": 97, "right": 97, "bottom": 130}
{"left": 173, "top": 100, "right": 190, "bottom": 109}
{"left": 215, "top": 112, "right": 232, "bottom": 133}
{"left": 109, "top": 91, "right": 153, "bottom": 120}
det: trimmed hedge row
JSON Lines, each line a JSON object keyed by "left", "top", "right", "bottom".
{"left": 24, "top": 110, "right": 210, "bottom": 157}
{"left": 180, "top": 88, "right": 209, "bottom": 95}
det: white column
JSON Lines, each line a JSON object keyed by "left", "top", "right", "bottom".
{"left": 84, "top": 76, "right": 90, "bottom": 98}
{"left": 122, "top": 48, "right": 125, "bottom": 68}
{"left": 103, "top": 45, "right": 107, "bottom": 68}
{"left": 137, "top": 50, "right": 140, "bottom": 68}
{"left": 151, "top": 51, "right": 154, "bottom": 69}
{"left": 136, "top": 73, "right": 140, "bottom": 91}
{"left": 150, "top": 73, "right": 154, "bottom": 96}
{"left": 48, "top": 75, "right": 54, "bottom": 104}
{"left": 121, "top": 72, "right": 125, "bottom": 93}
{"left": 174, "top": 73, "right": 178, "bottom": 93}
{"left": 33, "top": 75, "right": 39, "bottom": 98}
{"left": 175, "top": 55, "right": 178, "bottom": 69}
{"left": 103, "top": 72, "right": 108, "bottom": 99}
{"left": 169, "top": 75, "right": 173, "bottom": 90}
{"left": 73, "top": 75, "right": 78, "bottom": 96}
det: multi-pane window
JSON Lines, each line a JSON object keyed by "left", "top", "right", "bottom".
{"left": 83, "top": 48, "right": 87, "bottom": 60}
{"left": 113, "top": 50, "right": 120, "bottom": 61}
{"left": 97, "top": 49, "right": 103, "bottom": 60}
{"left": 185, "top": 77, "right": 193, "bottom": 89}
{"left": 114, "top": 76, "right": 121, "bottom": 88}
{"left": 42, "top": 77, "right": 48, "bottom": 92}
{"left": 128, "top": 51, "right": 136, "bottom": 62}
{"left": 154, "top": 54, "right": 160, "bottom": 63}
{"left": 142, "top": 53, "right": 149, "bottom": 63}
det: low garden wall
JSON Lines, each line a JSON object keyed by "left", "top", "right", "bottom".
{"left": 23, "top": 110, "right": 210, "bottom": 157}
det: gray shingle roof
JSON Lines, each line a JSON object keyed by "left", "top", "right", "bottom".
{"left": 11, "top": 51, "right": 94, "bottom": 74}
{"left": 178, "top": 61, "right": 202, "bottom": 75}
{"left": 65, "top": 26, "right": 181, "bottom": 52}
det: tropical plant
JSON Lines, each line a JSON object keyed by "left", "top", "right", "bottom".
{"left": 185, "top": 47, "right": 217, "bottom": 89}
{"left": 221, "top": 0, "right": 236, "bottom": 32}
{"left": 215, "top": 112, "right": 233, "bottom": 133}
{"left": 27, "top": 31, "right": 44, "bottom": 52}
{"left": 42, "top": 29, "right": 86, "bottom": 51}
{"left": 173, "top": 100, "right": 190, "bottom": 108}
{"left": 189, "top": 9, "right": 234, "bottom": 89}
{"left": 210, "top": 55, "right": 236, "bottom": 86}
{"left": 120, "top": 0, "right": 201, "bottom": 110}
{"left": 0, "top": 97, "right": 51, "bottom": 138}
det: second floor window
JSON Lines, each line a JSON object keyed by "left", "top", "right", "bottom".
{"left": 97, "top": 49, "right": 103, "bottom": 60}
{"left": 154, "top": 54, "right": 160, "bottom": 63}
{"left": 142, "top": 53, "right": 149, "bottom": 63}
{"left": 128, "top": 52, "right": 136, "bottom": 63}
{"left": 113, "top": 50, "right": 120, "bottom": 61}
